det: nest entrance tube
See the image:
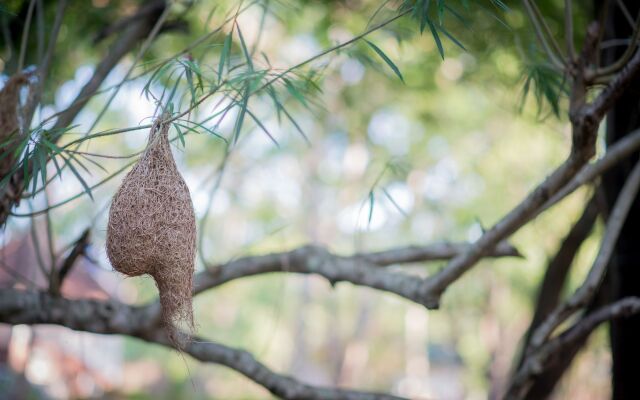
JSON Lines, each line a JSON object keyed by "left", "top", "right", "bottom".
{"left": 106, "top": 118, "right": 196, "bottom": 345}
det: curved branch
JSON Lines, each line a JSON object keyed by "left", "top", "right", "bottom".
{"left": 419, "top": 156, "right": 585, "bottom": 308}
{"left": 196, "top": 245, "right": 425, "bottom": 306}
{"left": 0, "top": 288, "right": 405, "bottom": 400}
{"left": 589, "top": 43, "right": 640, "bottom": 119}
{"left": 193, "top": 242, "right": 521, "bottom": 300}
{"left": 517, "top": 195, "right": 599, "bottom": 369}
{"left": 415, "top": 125, "right": 640, "bottom": 310}
{"left": 530, "top": 160, "right": 640, "bottom": 349}
{"left": 506, "top": 297, "right": 640, "bottom": 399}
{"left": 541, "top": 128, "right": 640, "bottom": 213}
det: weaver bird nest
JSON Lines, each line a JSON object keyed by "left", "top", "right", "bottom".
{"left": 0, "top": 73, "right": 29, "bottom": 174}
{"left": 107, "top": 117, "right": 196, "bottom": 344}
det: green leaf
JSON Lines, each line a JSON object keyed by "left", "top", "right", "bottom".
{"left": 143, "top": 62, "right": 174, "bottom": 100}
{"left": 436, "top": 25, "right": 466, "bottom": 51}
{"left": 60, "top": 155, "right": 93, "bottom": 200}
{"left": 266, "top": 86, "right": 310, "bottom": 144}
{"left": 183, "top": 59, "right": 204, "bottom": 91}
{"left": 382, "top": 188, "right": 408, "bottom": 217}
{"left": 174, "top": 123, "right": 186, "bottom": 147}
{"left": 444, "top": 4, "right": 468, "bottom": 25}
{"left": 437, "top": 0, "right": 445, "bottom": 25}
{"left": 233, "top": 86, "right": 250, "bottom": 144}
{"left": 520, "top": 61, "right": 566, "bottom": 118}
{"left": 177, "top": 120, "right": 227, "bottom": 143}
{"left": 236, "top": 25, "right": 253, "bottom": 71}
{"left": 0, "top": 4, "right": 15, "bottom": 16}
{"left": 490, "top": 0, "right": 509, "bottom": 12}
{"left": 365, "top": 40, "right": 404, "bottom": 83}
{"left": 367, "top": 191, "right": 375, "bottom": 226}
{"left": 246, "top": 108, "right": 279, "bottom": 147}
{"left": 22, "top": 149, "right": 30, "bottom": 194}
{"left": 66, "top": 152, "right": 92, "bottom": 176}
{"left": 427, "top": 19, "right": 445, "bottom": 59}
{"left": 281, "top": 105, "right": 310, "bottom": 144}
{"left": 35, "top": 145, "right": 48, "bottom": 188}
{"left": 283, "top": 78, "right": 308, "bottom": 107}
{"left": 185, "top": 67, "right": 197, "bottom": 106}
{"left": 165, "top": 71, "right": 184, "bottom": 111}
{"left": 50, "top": 155, "right": 63, "bottom": 180}
{"left": 415, "top": 0, "right": 430, "bottom": 33}
{"left": 76, "top": 153, "right": 109, "bottom": 174}
{"left": 219, "top": 32, "right": 232, "bottom": 83}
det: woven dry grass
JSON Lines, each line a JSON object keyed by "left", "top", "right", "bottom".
{"left": 0, "top": 73, "right": 28, "bottom": 175}
{"left": 106, "top": 118, "right": 196, "bottom": 345}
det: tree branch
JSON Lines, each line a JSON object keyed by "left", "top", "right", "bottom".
{"left": 517, "top": 195, "right": 599, "bottom": 369}
{"left": 50, "top": 228, "right": 91, "bottom": 296}
{"left": 0, "top": 288, "right": 405, "bottom": 400}
{"left": 416, "top": 80, "right": 640, "bottom": 309}
{"left": 0, "top": 0, "right": 171, "bottom": 227}
{"left": 506, "top": 297, "right": 640, "bottom": 400}
{"left": 192, "top": 241, "right": 520, "bottom": 300}
{"left": 529, "top": 160, "right": 640, "bottom": 349}
{"left": 541, "top": 127, "right": 640, "bottom": 213}
{"left": 23, "top": 0, "right": 67, "bottom": 126}
{"left": 589, "top": 43, "right": 640, "bottom": 119}
{"left": 419, "top": 157, "right": 585, "bottom": 308}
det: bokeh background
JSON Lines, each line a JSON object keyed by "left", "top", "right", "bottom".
{"left": 0, "top": 0, "right": 608, "bottom": 398}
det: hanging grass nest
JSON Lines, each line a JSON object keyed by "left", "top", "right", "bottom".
{"left": 0, "top": 73, "right": 28, "bottom": 173}
{"left": 106, "top": 117, "right": 196, "bottom": 345}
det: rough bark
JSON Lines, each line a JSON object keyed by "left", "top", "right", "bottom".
{"left": 599, "top": 1, "right": 640, "bottom": 398}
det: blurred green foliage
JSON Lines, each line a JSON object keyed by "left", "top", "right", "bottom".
{"left": 1, "top": 0, "right": 609, "bottom": 398}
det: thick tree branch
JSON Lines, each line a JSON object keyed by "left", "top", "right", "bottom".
{"left": 0, "top": 288, "right": 405, "bottom": 400}
{"left": 417, "top": 71, "right": 640, "bottom": 309}
{"left": 193, "top": 242, "right": 520, "bottom": 300}
{"left": 195, "top": 246, "right": 423, "bottom": 307}
{"left": 541, "top": 127, "right": 640, "bottom": 213}
{"left": 419, "top": 157, "right": 586, "bottom": 308}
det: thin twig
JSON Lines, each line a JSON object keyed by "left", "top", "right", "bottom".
{"left": 83, "top": 3, "right": 172, "bottom": 138}
{"left": 564, "top": 0, "right": 575, "bottom": 61}
{"left": 28, "top": 202, "right": 49, "bottom": 280}
{"left": 17, "top": 0, "right": 36, "bottom": 73}
{"left": 43, "top": 190, "right": 56, "bottom": 275}
{"left": 52, "top": 229, "right": 90, "bottom": 296}
{"left": 35, "top": 0, "right": 44, "bottom": 63}
{"left": 615, "top": 0, "right": 635, "bottom": 27}
{"left": 522, "top": 0, "right": 565, "bottom": 70}
{"left": 23, "top": 0, "right": 67, "bottom": 126}
{"left": 595, "top": 7, "right": 640, "bottom": 78}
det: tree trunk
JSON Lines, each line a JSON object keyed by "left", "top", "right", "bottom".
{"left": 599, "top": 1, "right": 640, "bottom": 398}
